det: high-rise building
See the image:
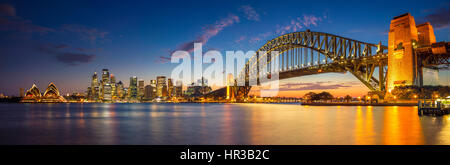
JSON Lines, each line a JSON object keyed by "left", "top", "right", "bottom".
{"left": 156, "top": 76, "right": 166, "bottom": 97}
{"left": 91, "top": 72, "right": 100, "bottom": 101}
{"left": 103, "top": 83, "right": 112, "bottom": 102}
{"left": 138, "top": 79, "right": 145, "bottom": 100}
{"left": 144, "top": 85, "right": 154, "bottom": 100}
{"left": 150, "top": 80, "right": 157, "bottom": 97}
{"left": 167, "top": 78, "right": 173, "bottom": 98}
{"left": 175, "top": 80, "right": 183, "bottom": 97}
{"left": 110, "top": 74, "right": 117, "bottom": 101}
{"left": 117, "top": 81, "right": 124, "bottom": 100}
{"left": 101, "top": 69, "right": 110, "bottom": 99}
{"left": 123, "top": 87, "right": 128, "bottom": 100}
{"left": 129, "top": 76, "right": 138, "bottom": 100}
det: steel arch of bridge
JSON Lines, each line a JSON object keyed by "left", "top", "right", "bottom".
{"left": 235, "top": 30, "right": 389, "bottom": 98}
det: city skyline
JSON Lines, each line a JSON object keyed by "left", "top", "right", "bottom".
{"left": 1, "top": 0, "right": 449, "bottom": 97}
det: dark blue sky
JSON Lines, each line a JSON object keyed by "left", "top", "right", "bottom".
{"left": 0, "top": 0, "right": 449, "bottom": 96}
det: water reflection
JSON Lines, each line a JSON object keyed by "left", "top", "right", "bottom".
{"left": 0, "top": 103, "right": 449, "bottom": 145}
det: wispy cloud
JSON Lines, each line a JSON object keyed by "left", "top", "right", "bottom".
{"left": 239, "top": 5, "right": 260, "bottom": 21}
{"left": 423, "top": 6, "right": 450, "bottom": 29}
{"left": 61, "top": 24, "right": 109, "bottom": 43}
{"left": 0, "top": 4, "right": 54, "bottom": 34}
{"left": 249, "top": 13, "right": 327, "bottom": 45}
{"left": 234, "top": 35, "right": 247, "bottom": 43}
{"left": 0, "top": 3, "right": 109, "bottom": 44}
{"left": 159, "top": 14, "right": 240, "bottom": 63}
{"left": 37, "top": 43, "right": 96, "bottom": 66}
{"left": 0, "top": 4, "right": 16, "bottom": 17}
{"left": 276, "top": 14, "right": 323, "bottom": 35}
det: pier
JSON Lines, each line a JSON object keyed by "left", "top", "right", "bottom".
{"left": 418, "top": 99, "right": 450, "bottom": 116}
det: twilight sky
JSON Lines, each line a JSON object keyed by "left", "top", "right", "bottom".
{"left": 0, "top": 0, "right": 449, "bottom": 97}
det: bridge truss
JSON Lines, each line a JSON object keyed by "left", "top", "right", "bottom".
{"left": 234, "top": 30, "right": 389, "bottom": 98}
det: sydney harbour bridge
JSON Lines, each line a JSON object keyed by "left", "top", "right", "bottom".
{"left": 207, "top": 13, "right": 449, "bottom": 101}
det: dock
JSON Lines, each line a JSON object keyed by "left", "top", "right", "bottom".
{"left": 418, "top": 99, "right": 450, "bottom": 116}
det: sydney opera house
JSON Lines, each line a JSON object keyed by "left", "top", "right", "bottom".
{"left": 21, "top": 82, "right": 66, "bottom": 103}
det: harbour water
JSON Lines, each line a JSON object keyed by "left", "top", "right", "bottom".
{"left": 0, "top": 103, "right": 449, "bottom": 145}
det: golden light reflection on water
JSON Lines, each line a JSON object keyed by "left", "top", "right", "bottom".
{"left": 354, "top": 106, "right": 375, "bottom": 144}
{"left": 11, "top": 103, "right": 450, "bottom": 145}
{"left": 382, "top": 106, "right": 424, "bottom": 145}
{"left": 241, "top": 104, "right": 441, "bottom": 145}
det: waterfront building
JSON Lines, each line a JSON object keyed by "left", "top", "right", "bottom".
{"left": 138, "top": 79, "right": 145, "bottom": 100}
{"left": 102, "top": 83, "right": 112, "bottom": 102}
{"left": 91, "top": 72, "right": 100, "bottom": 101}
{"left": 129, "top": 76, "right": 138, "bottom": 101}
{"left": 156, "top": 76, "right": 167, "bottom": 98}
{"left": 21, "top": 84, "right": 41, "bottom": 102}
{"left": 150, "top": 80, "right": 157, "bottom": 97}
{"left": 117, "top": 81, "right": 124, "bottom": 100}
{"left": 168, "top": 78, "right": 173, "bottom": 98}
{"left": 144, "top": 85, "right": 154, "bottom": 100}
{"left": 111, "top": 74, "right": 117, "bottom": 101}
{"left": 101, "top": 69, "right": 110, "bottom": 99}
{"left": 21, "top": 83, "right": 66, "bottom": 103}
{"left": 123, "top": 87, "right": 128, "bottom": 101}
{"left": 41, "top": 82, "right": 66, "bottom": 103}
{"left": 175, "top": 80, "right": 183, "bottom": 97}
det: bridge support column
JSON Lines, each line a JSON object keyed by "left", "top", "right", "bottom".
{"left": 386, "top": 13, "right": 419, "bottom": 91}
{"left": 386, "top": 13, "right": 437, "bottom": 91}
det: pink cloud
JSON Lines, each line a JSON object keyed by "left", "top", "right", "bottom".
{"left": 239, "top": 5, "right": 260, "bottom": 21}
{"left": 159, "top": 14, "right": 240, "bottom": 63}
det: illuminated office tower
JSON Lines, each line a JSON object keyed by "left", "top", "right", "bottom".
{"left": 150, "top": 80, "right": 157, "bottom": 98}
{"left": 116, "top": 81, "right": 124, "bottom": 100}
{"left": 144, "top": 85, "right": 154, "bottom": 100}
{"left": 103, "top": 83, "right": 112, "bottom": 102}
{"left": 175, "top": 80, "right": 183, "bottom": 97}
{"left": 86, "top": 87, "right": 92, "bottom": 99}
{"left": 129, "top": 76, "right": 138, "bottom": 100}
{"left": 156, "top": 76, "right": 167, "bottom": 97}
{"left": 110, "top": 74, "right": 117, "bottom": 101}
{"left": 123, "top": 87, "right": 128, "bottom": 100}
{"left": 167, "top": 78, "right": 173, "bottom": 98}
{"left": 101, "top": 69, "right": 110, "bottom": 99}
{"left": 91, "top": 72, "right": 100, "bottom": 101}
{"left": 138, "top": 79, "right": 145, "bottom": 100}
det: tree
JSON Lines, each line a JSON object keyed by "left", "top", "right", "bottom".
{"left": 318, "top": 91, "right": 333, "bottom": 102}
{"left": 304, "top": 92, "right": 318, "bottom": 103}
{"left": 344, "top": 95, "right": 352, "bottom": 103}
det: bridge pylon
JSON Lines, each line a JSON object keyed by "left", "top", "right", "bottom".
{"left": 386, "top": 13, "right": 437, "bottom": 91}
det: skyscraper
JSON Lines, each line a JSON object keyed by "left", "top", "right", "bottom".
{"left": 175, "top": 80, "right": 183, "bottom": 97}
{"left": 144, "top": 85, "right": 154, "bottom": 100}
{"left": 129, "top": 76, "right": 138, "bottom": 101}
{"left": 117, "top": 81, "right": 124, "bottom": 100}
{"left": 138, "top": 79, "right": 145, "bottom": 100}
{"left": 102, "top": 83, "right": 112, "bottom": 102}
{"left": 150, "top": 80, "right": 157, "bottom": 98}
{"left": 156, "top": 76, "right": 166, "bottom": 98}
{"left": 101, "top": 69, "right": 110, "bottom": 100}
{"left": 91, "top": 72, "right": 100, "bottom": 101}
{"left": 167, "top": 78, "right": 173, "bottom": 98}
{"left": 111, "top": 74, "right": 117, "bottom": 101}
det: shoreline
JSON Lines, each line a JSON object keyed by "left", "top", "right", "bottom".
{"left": 1, "top": 101, "right": 418, "bottom": 106}
{"left": 301, "top": 102, "right": 417, "bottom": 106}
